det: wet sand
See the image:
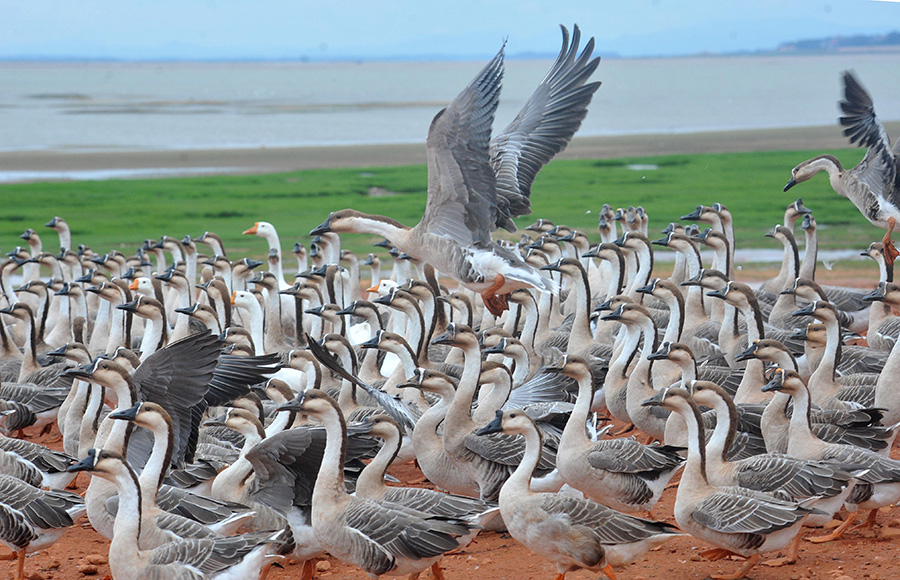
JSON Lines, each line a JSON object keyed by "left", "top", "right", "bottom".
{"left": 3, "top": 122, "right": 898, "bottom": 180}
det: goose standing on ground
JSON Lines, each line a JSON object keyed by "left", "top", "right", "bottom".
{"left": 278, "top": 390, "right": 476, "bottom": 579}
{"left": 476, "top": 408, "right": 681, "bottom": 580}
{"left": 642, "top": 388, "right": 817, "bottom": 580}
{"left": 784, "top": 71, "right": 900, "bottom": 263}
{"left": 309, "top": 25, "right": 601, "bottom": 316}
{"left": 67, "top": 450, "right": 284, "bottom": 580}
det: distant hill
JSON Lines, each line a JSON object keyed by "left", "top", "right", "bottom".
{"left": 777, "top": 31, "right": 900, "bottom": 53}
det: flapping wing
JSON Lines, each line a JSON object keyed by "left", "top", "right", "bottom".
{"left": 840, "top": 71, "right": 899, "bottom": 198}
{"left": 489, "top": 24, "right": 601, "bottom": 225}
{"left": 418, "top": 46, "right": 504, "bottom": 245}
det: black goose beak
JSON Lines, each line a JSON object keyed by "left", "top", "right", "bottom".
{"left": 276, "top": 392, "right": 307, "bottom": 412}
{"left": 789, "top": 327, "right": 809, "bottom": 341}
{"left": 309, "top": 217, "right": 332, "bottom": 236}
{"left": 540, "top": 261, "right": 562, "bottom": 272}
{"left": 482, "top": 342, "right": 506, "bottom": 355}
{"left": 783, "top": 178, "right": 797, "bottom": 192}
{"left": 600, "top": 304, "right": 625, "bottom": 321}
{"left": 175, "top": 305, "right": 198, "bottom": 316}
{"left": 117, "top": 300, "right": 139, "bottom": 313}
{"left": 791, "top": 303, "right": 816, "bottom": 317}
{"left": 336, "top": 304, "right": 355, "bottom": 316}
{"left": 594, "top": 298, "right": 614, "bottom": 312}
{"left": 475, "top": 410, "right": 504, "bottom": 436}
{"left": 680, "top": 206, "right": 703, "bottom": 221}
{"left": 67, "top": 450, "right": 97, "bottom": 473}
{"left": 46, "top": 345, "right": 69, "bottom": 358}
{"left": 641, "top": 390, "right": 667, "bottom": 407}
{"left": 305, "top": 305, "right": 325, "bottom": 316}
{"left": 360, "top": 335, "right": 380, "bottom": 349}
{"left": 63, "top": 365, "right": 93, "bottom": 379}
{"left": 650, "top": 237, "right": 669, "bottom": 247}
{"left": 202, "top": 415, "right": 227, "bottom": 427}
{"left": 706, "top": 287, "right": 728, "bottom": 299}
{"left": 862, "top": 287, "right": 886, "bottom": 302}
{"left": 761, "top": 373, "right": 785, "bottom": 393}
{"left": 734, "top": 344, "right": 758, "bottom": 362}
{"left": 109, "top": 403, "right": 141, "bottom": 422}
{"left": 431, "top": 329, "right": 454, "bottom": 346}
{"left": 635, "top": 283, "right": 654, "bottom": 295}
{"left": 647, "top": 345, "right": 671, "bottom": 361}
{"left": 780, "top": 287, "right": 796, "bottom": 295}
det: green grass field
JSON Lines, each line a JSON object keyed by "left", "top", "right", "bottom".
{"left": 0, "top": 147, "right": 879, "bottom": 266}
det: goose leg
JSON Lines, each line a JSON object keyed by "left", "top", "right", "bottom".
{"left": 850, "top": 508, "right": 879, "bottom": 532}
{"left": 16, "top": 550, "right": 25, "bottom": 580}
{"left": 481, "top": 275, "right": 509, "bottom": 317}
{"left": 806, "top": 511, "right": 858, "bottom": 543}
{"left": 430, "top": 561, "right": 446, "bottom": 580}
{"left": 884, "top": 217, "right": 899, "bottom": 264}
{"left": 711, "top": 554, "right": 760, "bottom": 580}
{"left": 601, "top": 563, "right": 617, "bottom": 580}
{"left": 761, "top": 532, "right": 801, "bottom": 566}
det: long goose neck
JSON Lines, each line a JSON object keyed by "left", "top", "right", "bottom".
{"left": 661, "top": 291, "right": 684, "bottom": 344}
{"left": 706, "top": 395, "right": 738, "bottom": 463}
{"left": 139, "top": 309, "right": 167, "bottom": 361}
{"left": 680, "top": 247, "right": 706, "bottom": 320}
{"left": 567, "top": 267, "right": 594, "bottom": 351}
{"left": 402, "top": 302, "right": 426, "bottom": 364}
{"left": 776, "top": 236, "right": 800, "bottom": 291}
{"left": 613, "top": 323, "right": 642, "bottom": 378}
{"left": 738, "top": 299, "right": 765, "bottom": 342}
{"left": 678, "top": 401, "right": 709, "bottom": 486}
{"left": 809, "top": 155, "right": 845, "bottom": 193}
{"left": 799, "top": 227, "right": 817, "bottom": 280}
{"left": 17, "top": 310, "right": 38, "bottom": 380}
{"left": 357, "top": 427, "right": 401, "bottom": 497}
{"left": 517, "top": 296, "right": 539, "bottom": 357}
{"left": 561, "top": 375, "right": 593, "bottom": 447}
{"left": 354, "top": 215, "right": 413, "bottom": 250}
{"left": 677, "top": 357, "right": 698, "bottom": 386}
{"left": 314, "top": 403, "right": 350, "bottom": 505}
{"left": 786, "top": 384, "right": 820, "bottom": 454}
{"left": 446, "top": 341, "right": 480, "bottom": 429}
{"left": 813, "top": 317, "right": 841, "bottom": 385}
{"left": 504, "top": 421, "right": 544, "bottom": 495}
{"left": 139, "top": 420, "right": 174, "bottom": 510}
{"left": 109, "top": 466, "right": 144, "bottom": 566}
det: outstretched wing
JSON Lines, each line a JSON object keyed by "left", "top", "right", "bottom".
{"left": 489, "top": 24, "right": 601, "bottom": 226}
{"left": 840, "top": 71, "right": 899, "bottom": 198}
{"left": 417, "top": 45, "right": 504, "bottom": 246}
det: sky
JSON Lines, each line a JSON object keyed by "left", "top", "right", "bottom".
{"left": 2, "top": 0, "right": 899, "bottom": 61}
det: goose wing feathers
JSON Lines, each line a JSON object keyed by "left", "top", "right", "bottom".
{"left": 465, "top": 430, "right": 557, "bottom": 470}
{"left": 537, "top": 494, "right": 679, "bottom": 544}
{"left": 587, "top": 440, "right": 684, "bottom": 475}
{"left": 342, "top": 498, "right": 470, "bottom": 568}
{"left": 418, "top": 43, "right": 504, "bottom": 245}
{"left": 691, "top": 488, "right": 811, "bottom": 535}
{"left": 840, "top": 71, "right": 900, "bottom": 202}
{"left": 0, "top": 435, "right": 74, "bottom": 475}
{"left": 0, "top": 475, "right": 81, "bottom": 529}
{"left": 490, "top": 24, "right": 601, "bottom": 225}
{"left": 735, "top": 455, "right": 850, "bottom": 498}
{"left": 0, "top": 502, "right": 38, "bottom": 551}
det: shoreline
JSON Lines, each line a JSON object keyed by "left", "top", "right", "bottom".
{"left": 3, "top": 122, "right": 899, "bottom": 182}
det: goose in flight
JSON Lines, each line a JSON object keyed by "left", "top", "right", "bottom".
{"left": 785, "top": 71, "right": 900, "bottom": 263}
{"left": 310, "top": 25, "right": 601, "bottom": 316}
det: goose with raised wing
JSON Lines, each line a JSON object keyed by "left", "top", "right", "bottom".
{"left": 784, "top": 71, "right": 900, "bottom": 263}
{"left": 309, "top": 26, "right": 600, "bottom": 316}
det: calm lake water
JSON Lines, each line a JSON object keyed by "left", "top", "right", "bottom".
{"left": 2, "top": 52, "right": 900, "bottom": 152}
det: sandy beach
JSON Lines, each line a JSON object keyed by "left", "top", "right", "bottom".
{"left": 3, "top": 122, "right": 898, "bottom": 180}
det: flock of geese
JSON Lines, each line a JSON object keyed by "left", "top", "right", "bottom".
{"left": 3, "top": 24, "right": 900, "bottom": 580}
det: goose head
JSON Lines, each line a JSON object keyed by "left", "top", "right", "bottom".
{"left": 431, "top": 323, "right": 477, "bottom": 349}
{"left": 863, "top": 281, "right": 900, "bottom": 306}
{"left": 397, "top": 367, "right": 457, "bottom": 398}
{"left": 791, "top": 300, "right": 837, "bottom": 322}
{"left": 542, "top": 354, "right": 592, "bottom": 383}
{"left": 760, "top": 367, "right": 805, "bottom": 395}
{"left": 784, "top": 155, "right": 843, "bottom": 191}
{"left": 475, "top": 408, "right": 535, "bottom": 437}
{"left": 648, "top": 341, "right": 693, "bottom": 364}
{"left": 67, "top": 448, "right": 132, "bottom": 482}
